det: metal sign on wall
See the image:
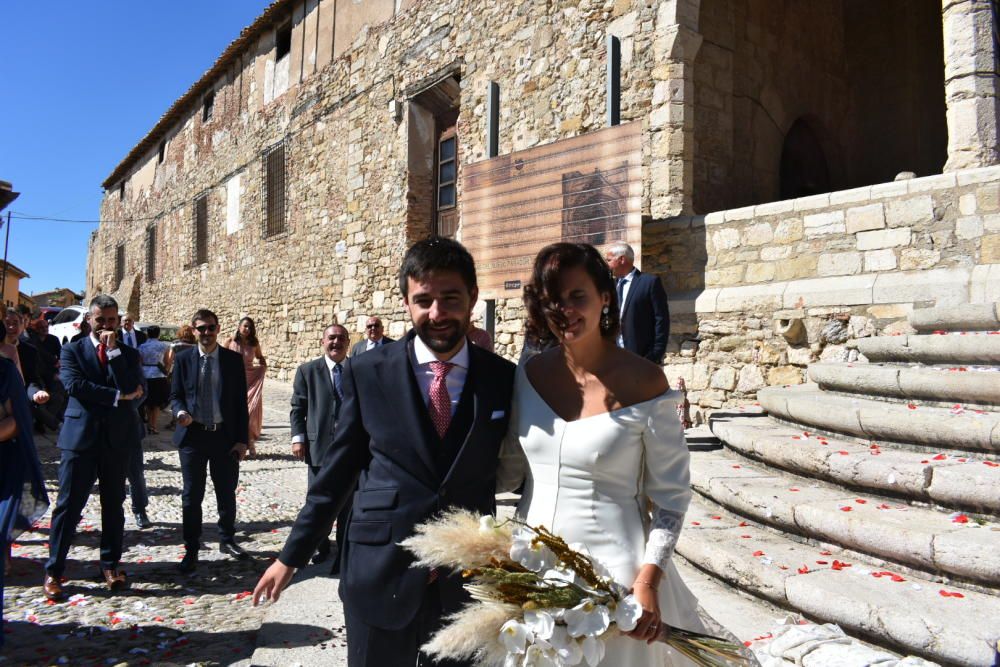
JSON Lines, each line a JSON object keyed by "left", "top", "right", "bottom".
{"left": 462, "top": 122, "right": 643, "bottom": 297}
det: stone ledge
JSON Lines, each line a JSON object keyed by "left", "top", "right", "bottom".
{"left": 709, "top": 414, "right": 1000, "bottom": 514}
{"left": 908, "top": 302, "right": 1000, "bottom": 331}
{"left": 676, "top": 495, "right": 1000, "bottom": 666}
{"left": 689, "top": 450, "right": 1000, "bottom": 585}
{"left": 808, "top": 362, "right": 1000, "bottom": 405}
{"left": 857, "top": 334, "right": 1000, "bottom": 364}
{"left": 757, "top": 385, "right": 1000, "bottom": 452}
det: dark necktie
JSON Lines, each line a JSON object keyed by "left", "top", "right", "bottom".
{"left": 198, "top": 355, "right": 215, "bottom": 424}
{"left": 428, "top": 361, "right": 454, "bottom": 438}
{"left": 332, "top": 363, "right": 343, "bottom": 401}
{"left": 616, "top": 277, "right": 626, "bottom": 309}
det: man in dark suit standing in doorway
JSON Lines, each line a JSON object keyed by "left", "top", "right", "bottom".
{"left": 349, "top": 316, "right": 394, "bottom": 357}
{"left": 254, "top": 238, "right": 516, "bottom": 667}
{"left": 289, "top": 323, "right": 351, "bottom": 571}
{"left": 117, "top": 314, "right": 147, "bottom": 349}
{"left": 605, "top": 241, "right": 671, "bottom": 365}
{"left": 170, "top": 308, "right": 250, "bottom": 573}
{"left": 43, "top": 295, "right": 145, "bottom": 600}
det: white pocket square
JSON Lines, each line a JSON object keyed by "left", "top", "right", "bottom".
{"left": 490, "top": 410, "right": 506, "bottom": 420}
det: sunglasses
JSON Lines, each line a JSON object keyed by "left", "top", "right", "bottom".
{"left": 195, "top": 324, "right": 218, "bottom": 333}
{"left": 366, "top": 324, "right": 382, "bottom": 330}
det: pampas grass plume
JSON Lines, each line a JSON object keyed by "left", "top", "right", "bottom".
{"left": 422, "top": 601, "right": 519, "bottom": 667}
{"left": 400, "top": 509, "right": 513, "bottom": 570}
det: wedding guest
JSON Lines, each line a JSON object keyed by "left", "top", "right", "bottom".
{"left": 1, "top": 346, "right": 47, "bottom": 647}
{"left": 171, "top": 309, "right": 251, "bottom": 573}
{"left": 604, "top": 241, "right": 670, "bottom": 365}
{"left": 226, "top": 317, "right": 265, "bottom": 455}
{"left": 138, "top": 326, "right": 172, "bottom": 434}
{"left": 44, "top": 295, "right": 145, "bottom": 600}
{"left": 289, "top": 323, "right": 350, "bottom": 570}
{"left": 467, "top": 324, "right": 494, "bottom": 353}
{"left": 349, "top": 316, "right": 394, "bottom": 356}
{"left": 165, "top": 325, "right": 197, "bottom": 431}
{"left": 4, "top": 309, "right": 52, "bottom": 431}
{"left": 118, "top": 315, "right": 147, "bottom": 349}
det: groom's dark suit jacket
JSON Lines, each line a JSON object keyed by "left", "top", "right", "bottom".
{"left": 279, "top": 329, "right": 516, "bottom": 630}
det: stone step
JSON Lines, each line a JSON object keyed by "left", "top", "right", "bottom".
{"left": 909, "top": 302, "right": 1000, "bottom": 332}
{"left": 809, "top": 362, "right": 1000, "bottom": 406}
{"left": 857, "top": 333, "right": 1000, "bottom": 364}
{"left": 758, "top": 384, "right": 1000, "bottom": 453}
{"left": 688, "top": 448, "right": 1000, "bottom": 586}
{"left": 676, "top": 494, "right": 1000, "bottom": 666}
{"left": 709, "top": 412, "right": 1000, "bottom": 514}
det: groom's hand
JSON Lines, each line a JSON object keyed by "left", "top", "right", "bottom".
{"left": 253, "top": 560, "right": 296, "bottom": 606}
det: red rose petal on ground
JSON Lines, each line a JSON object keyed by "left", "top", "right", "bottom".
{"left": 933, "top": 454, "right": 947, "bottom": 461}
{"left": 952, "top": 514, "right": 969, "bottom": 523}
{"left": 907, "top": 403, "right": 917, "bottom": 410}
{"left": 740, "top": 535, "right": 751, "bottom": 539}
{"left": 815, "top": 560, "right": 828, "bottom": 565}
{"left": 837, "top": 450, "right": 849, "bottom": 456}
{"left": 183, "top": 598, "right": 195, "bottom": 605}
{"left": 877, "top": 504, "right": 891, "bottom": 509}
{"left": 753, "top": 550, "right": 765, "bottom": 557}
{"left": 819, "top": 550, "right": 832, "bottom": 555}
{"left": 691, "top": 521, "right": 700, "bottom": 526}
{"left": 984, "top": 461, "right": 999, "bottom": 467}
{"left": 711, "top": 516, "right": 722, "bottom": 520}
{"left": 840, "top": 506, "right": 853, "bottom": 512}
{"left": 831, "top": 560, "right": 851, "bottom": 570}
{"left": 789, "top": 488, "right": 800, "bottom": 492}
{"left": 797, "top": 566, "right": 810, "bottom": 574}
{"left": 744, "top": 641, "right": 753, "bottom": 647}
{"left": 739, "top": 522, "right": 749, "bottom": 527}
{"left": 175, "top": 619, "right": 186, "bottom": 625}
{"left": 890, "top": 574, "right": 906, "bottom": 582}
{"left": 731, "top": 465, "right": 741, "bottom": 469}
{"left": 855, "top": 499, "right": 867, "bottom": 504}
{"left": 154, "top": 616, "right": 164, "bottom": 622}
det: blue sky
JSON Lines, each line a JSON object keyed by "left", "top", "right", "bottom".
{"left": 0, "top": 0, "right": 275, "bottom": 296}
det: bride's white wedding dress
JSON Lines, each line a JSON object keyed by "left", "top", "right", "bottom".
{"left": 498, "top": 365, "right": 707, "bottom": 666}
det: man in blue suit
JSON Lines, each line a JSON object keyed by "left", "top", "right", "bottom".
{"left": 253, "top": 238, "right": 516, "bottom": 667}
{"left": 170, "top": 308, "right": 250, "bottom": 573}
{"left": 44, "top": 295, "right": 145, "bottom": 601}
{"left": 605, "top": 241, "right": 671, "bottom": 365}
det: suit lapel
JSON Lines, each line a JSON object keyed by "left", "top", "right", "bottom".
{"left": 374, "top": 338, "right": 439, "bottom": 487}
{"left": 621, "top": 269, "right": 641, "bottom": 318}
{"left": 79, "top": 337, "right": 105, "bottom": 381}
{"left": 441, "top": 353, "right": 481, "bottom": 486}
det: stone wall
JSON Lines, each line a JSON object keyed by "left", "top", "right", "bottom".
{"left": 649, "top": 166, "right": 1000, "bottom": 423}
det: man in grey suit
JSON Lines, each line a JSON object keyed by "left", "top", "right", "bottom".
{"left": 290, "top": 323, "right": 351, "bottom": 571}
{"left": 349, "top": 316, "right": 394, "bottom": 356}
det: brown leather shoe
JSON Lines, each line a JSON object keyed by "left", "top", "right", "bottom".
{"left": 43, "top": 574, "right": 66, "bottom": 601}
{"left": 100, "top": 568, "right": 128, "bottom": 592}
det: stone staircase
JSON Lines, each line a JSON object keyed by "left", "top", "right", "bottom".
{"left": 676, "top": 303, "right": 1000, "bottom": 666}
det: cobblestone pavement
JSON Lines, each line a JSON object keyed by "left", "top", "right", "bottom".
{"left": 1, "top": 379, "right": 321, "bottom": 667}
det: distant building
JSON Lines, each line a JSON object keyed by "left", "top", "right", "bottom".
{"left": 31, "top": 287, "right": 83, "bottom": 309}
{"left": 1, "top": 260, "right": 29, "bottom": 309}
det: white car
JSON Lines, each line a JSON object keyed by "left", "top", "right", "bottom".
{"left": 48, "top": 305, "right": 88, "bottom": 344}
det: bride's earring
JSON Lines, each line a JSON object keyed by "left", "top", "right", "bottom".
{"left": 600, "top": 305, "right": 610, "bottom": 332}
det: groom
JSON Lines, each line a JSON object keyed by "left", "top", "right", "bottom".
{"left": 254, "top": 238, "right": 516, "bottom": 666}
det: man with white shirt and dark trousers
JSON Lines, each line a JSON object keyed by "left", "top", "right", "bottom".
{"left": 170, "top": 308, "right": 250, "bottom": 573}
{"left": 254, "top": 238, "right": 516, "bottom": 667}
{"left": 605, "top": 241, "right": 671, "bottom": 365}
{"left": 289, "top": 323, "right": 351, "bottom": 570}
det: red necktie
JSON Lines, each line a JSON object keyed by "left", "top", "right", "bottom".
{"left": 428, "top": 361, "right": 454, "bottom": 438}
{"left": 97, "top": 343, "right": 109, "bottom": 368}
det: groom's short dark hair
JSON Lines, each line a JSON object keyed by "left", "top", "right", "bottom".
{"left": 398, "top": 237, "right": 477, "bottom": 298}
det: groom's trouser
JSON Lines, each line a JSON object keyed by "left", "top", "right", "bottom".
{"left": 345, "top": 582, "right": 472, "bottom": 667}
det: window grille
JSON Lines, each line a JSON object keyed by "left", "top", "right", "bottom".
{"left": 194, "top": 195, "right": 209, "bottom": 265}
{"left": 145, "top": 225, "right": 157, "bottom": 282}
{"left": 263, "top": 141, "right": 286, "bottom": 237}
{"left": 114, "top": 244, "right": 125, "bottom": 288}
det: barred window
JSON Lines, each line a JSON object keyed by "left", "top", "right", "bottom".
{"left": 194, "top": 194, "right": 209, "bottom": 265}
{"left": 145, "top": 225, "right": 157, "bottom": 282}
{"left": 263, "top": 141, "right": 286, "bottom": 237}
{"left": 114, "top": 244, "right": 125, "bottom": 288}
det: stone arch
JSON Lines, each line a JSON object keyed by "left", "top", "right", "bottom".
{"left": 779, "top": 116, "right": 832, "bottom": 200}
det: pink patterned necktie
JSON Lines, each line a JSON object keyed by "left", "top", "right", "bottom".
{"left": 428, "top": 361, "right": 454, "bottom": 438}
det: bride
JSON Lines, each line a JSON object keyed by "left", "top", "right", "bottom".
{"left": 498, "top": 242, "right": 706, "bottom": 666}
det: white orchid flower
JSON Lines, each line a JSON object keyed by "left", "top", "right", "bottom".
{"left": 548, "top": 625, "right": 584, "bottom": 665}
{"left": 542, "top": 565, "right": 579, "bottom": 587}
{"left": 580, "top": 635, "right": 606, "bottom": 667}
{"left": 524, "top": 609, "right": 556, "bottom": 640}
{"left": 564, "top": 599, "right": 611, "bottom": 637}
{"left": 499, "top": 619, "right": 534, "bottom": 654}
{"left": 479, "top": 515, "right": 498, "bottom": 533}
{"left": 523, "top": 642, "right": 560, "bottom": 667}
{"left": 610, "top": 595, "right": 643, "bottom": 632}
{"left": 510, "top": 533, "right": 556, "bottom": 572}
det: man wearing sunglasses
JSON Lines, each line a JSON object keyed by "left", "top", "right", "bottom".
{"left": 170, "top": 309, "right": 250, "bottom": 573}
{"left": 349, "top": 316, "right": 394, "bottom": 357}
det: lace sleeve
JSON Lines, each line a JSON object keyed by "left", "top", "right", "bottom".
{"left": 640, "top": 394, "right": 692, "bottom": 572}
{"left": 642, "top": 506, "right": 685, "bottom": 570}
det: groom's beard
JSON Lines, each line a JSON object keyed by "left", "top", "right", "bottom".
{"left": 415, "top": 316, "right": 468, "bottom": 354}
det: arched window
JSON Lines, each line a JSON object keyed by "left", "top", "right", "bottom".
{"left": 779, "top": 118, "right": 831, "bottom": 200}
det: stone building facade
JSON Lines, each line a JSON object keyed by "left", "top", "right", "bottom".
{"left": 89, "top": 0, "right": 999, "bottom": 411}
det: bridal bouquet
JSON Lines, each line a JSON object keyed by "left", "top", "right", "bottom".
{"left": 401, "top": 510, "right": 751, "bottom": 667}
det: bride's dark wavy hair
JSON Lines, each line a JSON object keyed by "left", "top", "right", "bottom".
{"left": 524, "top": 242, "right": 620, "bottom": 346}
